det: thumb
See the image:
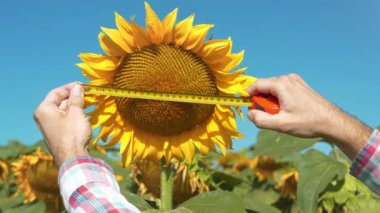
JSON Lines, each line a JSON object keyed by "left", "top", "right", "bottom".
{"left": 68, "top": 84, "right": 84, "bottom": 109}
{"left": 247, "top": 109, "right": 281, "bottom": 130}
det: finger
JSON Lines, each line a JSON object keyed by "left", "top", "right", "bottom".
{"left": 245, "top": 77, "right": 280, "bottom": 97}
{"left": 59, "top": 100, "right": 69, "bottom": 111}
{"left": 68, "top": 84, "right": 84, "bottom": 109}
{"left": 247, "top": 109, "right": 282, "bottom": 130}
{"left": 43, "top": 82, "right": 79, "bottom": 107}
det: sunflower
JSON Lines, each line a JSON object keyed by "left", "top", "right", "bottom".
{"left": 217, "top": 152, "right": 246, "bottom": 169}
{"left": 0, "top": 159, "right": 9, "bottom": 181}
{"left": 275, "top": 171, "right": 298, "bottom": 199}
{"left": 79, "top": 2, "right": 255, "bottom": 166}
{"left": 12, "top": 148, "right": 61, "bottom": 207}
{"left": 251, "top": 156, "right": 284, "bottom": 182}
{"left": 132, "top": 159, "right": 210, "bottom": 204}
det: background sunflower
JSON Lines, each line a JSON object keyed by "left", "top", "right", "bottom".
{"left": 12, "top": 148, "right": 61, "bottom": 209}
{"left": 132, "top": 159, "right": 211, "bottom": 204}
{"left": 0, "top": 159, "right": 9, "bottom": 182}
{"left": 80, "top": 2, "right": 256, "bottom": 166}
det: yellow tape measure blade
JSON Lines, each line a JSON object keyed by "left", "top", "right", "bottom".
{"left": 82, "top": 84, "right": 252, "bottom": 107}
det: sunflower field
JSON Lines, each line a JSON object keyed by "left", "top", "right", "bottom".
{"left": 1, "top": 128, "right": 379, "bottom": 213}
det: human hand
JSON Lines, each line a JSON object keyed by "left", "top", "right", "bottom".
{"left": 246, "top": 74, "right": 372, "bottom": 159}
{"left": 34, "top": 82, "right": 91, "bottom": 167}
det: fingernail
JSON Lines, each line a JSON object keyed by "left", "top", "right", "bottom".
{"left": 72, "top": 84, "right": 83, "bottom": 96}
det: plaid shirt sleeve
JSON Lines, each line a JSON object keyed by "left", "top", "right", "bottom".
{"left": 58, "top": 156, "right": 140, "bottom": 213}
{"left": 350, "top": 129, "right": 380, "bottom": 195}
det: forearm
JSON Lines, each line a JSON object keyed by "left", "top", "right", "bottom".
{"left": 321, "top": 108, "right": 373, "bottom": 160}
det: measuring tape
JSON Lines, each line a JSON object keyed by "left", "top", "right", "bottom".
{"left": 82, "top": 84, "right": 280, "bottom": 114}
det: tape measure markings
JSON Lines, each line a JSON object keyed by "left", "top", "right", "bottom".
{"left": 82, "top": 84, "right": 252, "bottom": 107}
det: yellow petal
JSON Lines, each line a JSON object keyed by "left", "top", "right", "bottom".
{"left": 77, "top": 62, "right": 115, "bottom": 82}
{"left": 213, "top": 68, "right": 247, "bottom": 83}
{"left": 87, "top": 78, "right": 111, "bottom": 86}
{"left": 92, "top": 121, "right": 115, "bottom": 145}
{"left": 182, "top": 24, "right": 214, "bottom": 52}
{"left": 235, "top": 106, "right": 244, "bottom": 119}
{"left": 134, "top": 139, "right": 146, "bottom": 161}
{"left": 170, "top": 145, "right": 183, "bottom": 160}
{"left": 179, "top": 140, "right": 195, "bottom": 163}
{"left": 84, "top": 95, "right": 103, "bottom": 108}
{"left": 131, "top": 21, "right": 151, "bottom": 48}
{"left": 174, "top": 14, "right": 194, "bottom": 46}
{"left": 208, "top": 118, "right": 233, "bottom": 154}
{"left": 101, "top": 27, "right": 131, "bottom": 53}
{"left": 114, "top": 12, "right": 136, "bottom": 50}
{"left": 200, "top": 40, "right": 231, "bottom": 64}
{"left": 120, "top": 131, "right": 133, "bottom": 154}
{"left": 215, "top": 105, "right": 243, "bottom": 138}
{"left": 106, "top": 128, "right": 122, "bottom": 146}
{"left": 89, "top": 99, "right": 117, "bottom": 128}
{"left": 79, "top": 53, "right": 120, "bottom": 71}
{"left": 240, "top": 75, "right": 257, "bottom": 89}
{"left": 162, "top": 8, "right": 178, "bottom": 44}
{"left": 216, "top": 74, "right": 257, "bottom": 96}
{"left": 98, "top": 32, "right": 126, "bottom": 57}
{"left": 163, "top": 138, "right": 173, "bottom": 163}
{"left": 210, "top": 51, "right": 244, "bottom": 72}
{"left": 145, "top": 2, "right": 164, "bottom": 44}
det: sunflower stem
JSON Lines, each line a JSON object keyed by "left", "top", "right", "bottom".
{"left": 160, "top": 158, "right": 175, "bottom": 211}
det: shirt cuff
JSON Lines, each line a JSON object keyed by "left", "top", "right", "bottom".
{"left": 350, "top": 129, "right": 380, "bottom": 177}
{"left": 58, "top": 156, "right": 120, "bottom": 209}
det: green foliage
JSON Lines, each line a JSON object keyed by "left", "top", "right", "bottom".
{"left": 179, "top": 190, "right": 245, "bottom": 213}
{"left": 236, "top": 186, "right": 281, "bottom": 213}
{"left": 296, "top": 150, "right": 347, "bottom": 213}
{"left": 1, "top": 127, "right": 380, "bottom": 212}
{"left": 211, "top": 171, "right": 243, "bottom": 190}
{"left": 254, "top": 129, "right": 320, "bottom": 160}
{"left": 318, "top": 153, "right": 379, "bottom": 213}
{"left": 3, "top": 200, "right": 46, "bottom": 213}
{"left": 123, "top": 191, "right": 153, "bottom": 211}
{"left": 0, "top": 140, "right": 37, "bottom": 160}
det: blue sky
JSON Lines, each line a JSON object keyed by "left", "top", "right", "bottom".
{"left": 0, "top": 0, "right": 379, "bottom": 152}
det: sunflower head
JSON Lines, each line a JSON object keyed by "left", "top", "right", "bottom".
{"left": 251, "top": 156, "right": 284, "bottom": 182}
{"left": 12, "top": 148, "right": 60, "bottom": 207}
{"left": 0, "top": 159, "right": 9, "bottom": 182}
{"left": 80, "top": 2, "right": 255, "bottom": 166}
{"left": 132, "top": 159, "right": 210, "bottom": 204}
{"left": 275, "top": 171, "right": 298, "bottom": 199}
{"left": 232, "top": 158, "right": 255, "bottom": 174}
{"left": 217, "top": 152, "right": 246, "bottom": 169}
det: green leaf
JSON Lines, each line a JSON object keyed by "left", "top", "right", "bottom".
{"left": 143, "top": 208, "right": 193, "bottom": 213}
{"left": 170, "top": 207, "right": 194, "bottom": 213}
{"left": 297, "top": 150, "right": 347, "bottom": 213}
{"left": 242, "top": 189, "right": 281, "bottom": 213}
{"left": 3, "top": 200, "right": 46, "bottom": 213}
{"left": 179, "top": 190, "right": 245, "bottom": 213}
{"left": 122, "top": 191, "right": 153, "bottom": 211}
{"left": 321, "top": 199, "right": 334, "bottom": 213}
{"left": 244, "top": 188, "right": 280, "bottom": 205}
{"left": 0, "top": 195, "right": 24, "bottom": 210}
{"left": 0, "top": 141, "right": 36, "bottom": 160}
{"left": 357, "top": 198, "right": 380, "bottom": 212}
{"left": 245, "top": 201, "right": 281, "bottom": 213}
{"left": 212, "top": 171, "right": 243, "bottom": 191}
{"left": 254, "top": 130, "right": 320, "bottom": 158}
